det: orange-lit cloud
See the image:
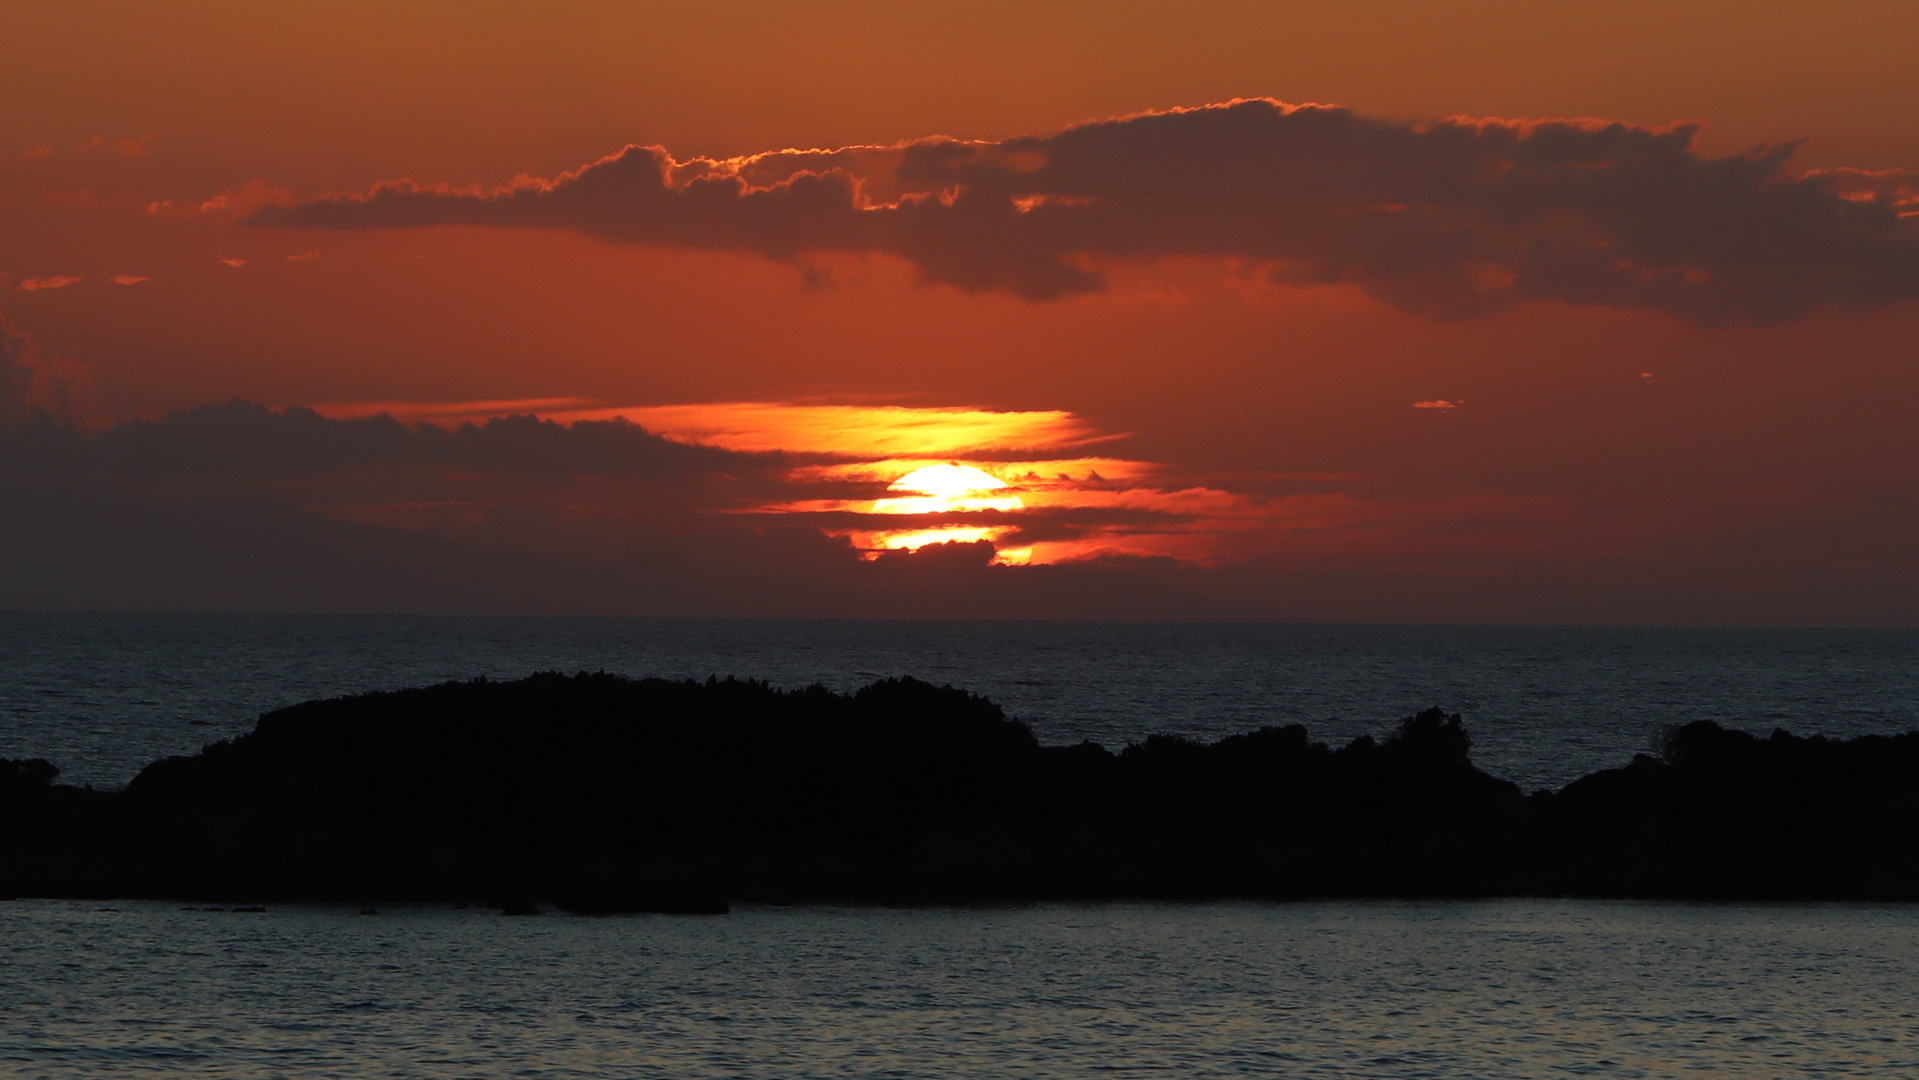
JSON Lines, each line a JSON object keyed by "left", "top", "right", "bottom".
{"left": 564, "top": 402, "right": 1113, "bottom": 457}
{"left": 1812, "top": 167, "right": 1919, "bottom": 217}
{"left": 109, "top": 274, "right": 150, "bottom": 286}
{"left": 5, "top": 385, "right": 1915, "bottom": 622}
{"left": 19, "top": 147, "right": 53, "bottom": 161}
{"left": 614, "top": 403, "right": 1313, "bottom": 564}
{"left": 250, "top": 99, "right": 1919, "bottom": 323}
{"left": 18, "top": 275, "right": 81, "bottom": 292}
{"left": 190, "top": 180, "right": 295, "bottom": 222}
{"left": 1412, "top": 400, "right": 1459, "bottom": 410}
{"left": 599, "top": 402, "right": 1417, "bottom": 566}
{"left": 861, "top": 525, "right": 1013, "bottom": 554}
{"left": 320, "top": 398, "right": 1115, "bottom": 458}
{"left": 304, "top": 395, "right": 1282, "bottom": 564}
{"left": 786, "top": 457, "right": 1156, "bottom": 487}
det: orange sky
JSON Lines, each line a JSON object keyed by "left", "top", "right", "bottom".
{"left": 3, "top": 2, "right": 1917, "bottom": 623}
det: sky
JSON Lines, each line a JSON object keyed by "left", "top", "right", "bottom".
{"left": 3, "top": 1, "right": 1917, "bottom": 623}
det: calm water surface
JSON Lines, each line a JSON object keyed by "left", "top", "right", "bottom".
{"left": 3, "top": 613, "right": 1915, "bottom": 790}
{"left": 3, "top": 899, "right": 1916, "bottom": 1078}
{"left": 5, "top": 617, "right": 1918, "bottom": 1077}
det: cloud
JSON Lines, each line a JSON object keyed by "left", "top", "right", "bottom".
{"left": 0, "top": 321, "right": 91, "bottom": 422}
{"left": 1412, "top": 400, "right": 1459, "bottom": 410}
{"left": 534, "top": 401, "right": 1115, "bottom": 457}
{"left": 3, "top": 391, "right": 1914, "bottom": 622}
{"left": 18, "top": 275, "right": 81, "bottom": 292}
{"left": 300, "top": 397, "right": 1196, "bottom": 562}
{"left": 191, "top": 180, "right": 294, "bottom": 222}
{"left": 110, "top": 274, "right": 150, "bottom": 285}
{"left": 0, "top": 325, "right": 32, "bottom": 422}
{"left": 248, "top": 99, "right": 1919, "bottom": 323}
{"left": 19, "top": 147, "right": 52, "bottom": 161}
{"left": 0, "top": 397, "right": 814, "bottom": 568}
{"left": 67, "top": 398, "right": 760, "bottom": 483}
{"left": 0, "top": 486, "right": 1270, "bottom": 621}
{"left": 217, "top": 257, "right": 246, "bottom": 268}
{"left": 1811, "top": 167, "right": 1919, "bottom": 217}
{"left": 0, "top": 391, "right": 1306, "bottom": 570}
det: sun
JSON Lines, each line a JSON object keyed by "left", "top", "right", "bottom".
{"left": 870, "top": 464, "right": 1024, "bottom": 515}
{"left": 891, "top": 464, "right": 1008, "bottom": 497}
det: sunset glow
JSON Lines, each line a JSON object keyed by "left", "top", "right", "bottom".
{"left": 786, "top": 458, "right": 1157, "bottom": 487}
{"left": 548, "top": 403, "right": 1110, "bottom": 457}
{"left": 11, "top": 26, "right": 1919, "bottom": 1079}
{"left": 311, "top": 399, "right": 1112, "bottom": 458}
{"left": 862, "top": 526, "right": 1013, "bottom": 553}
{"left": 870, "top": 465, "right": 1023, "bottom": 515}
{"left": 308, "top": 397, "right": 1205, "bottom": 564}
{"left": 4, "top": 3, "right": 1917, "bottom": 623}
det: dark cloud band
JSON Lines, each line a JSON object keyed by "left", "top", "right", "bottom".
{"left": 247, "top": 99, "right": 1919, "bottom": 322}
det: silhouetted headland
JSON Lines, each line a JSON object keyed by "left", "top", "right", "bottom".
{"left": 5, "top": 673, "right": 1917, "bottom": 909}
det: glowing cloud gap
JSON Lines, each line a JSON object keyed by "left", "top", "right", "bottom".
{"left": 787, "top": 457, "right": 1155, "bottom": 486}
{"left": 536, "top": 402, "right": 1112, "bottom": 457}
{"left": 249, "top": 98, "right": 1919, "bottom": 324}
{"left": 857, "top": 526, "right": 1013, "bottom": 554}
{"left": 309, "top": 399, "right": 1115, "bottom": 458}
{"left": 290, "top": 397, "right": 1406, "bottom": 568}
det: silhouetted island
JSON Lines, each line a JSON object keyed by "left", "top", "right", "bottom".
{"left": 4, "top": 673, "right": 1917, "bottom": 909}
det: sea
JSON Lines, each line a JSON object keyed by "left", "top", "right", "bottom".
{"left": 3, "top": 612, "right": 1918, "bottom": 1077}
{"left": 5, "top": 898, "right": 1919, "bottom": 1078}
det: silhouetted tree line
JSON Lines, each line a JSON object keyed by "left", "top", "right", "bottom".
{"left": 3, "top": 673, "right": 1917, "bottom": 909}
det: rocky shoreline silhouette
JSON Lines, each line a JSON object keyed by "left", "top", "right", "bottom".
{"left": 4, "top": 673, "right": 1917, "bottom": 910}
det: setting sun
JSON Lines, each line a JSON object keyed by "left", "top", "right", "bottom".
{"left": 870, "top": 465, "right": 1024, "bottom": 516}
{"left": 890, "top": 465, "right": 1009, "bottom": 498}
{"left": 854, "top": 464, "right": 1025, "bottom": 556}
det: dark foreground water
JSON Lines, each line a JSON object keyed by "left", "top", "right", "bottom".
{"left": 3, "top": 613, "right": 1915, "bottom": 791}
{"left": 4, "top": 899, "right": 1917, "bottom": 1078}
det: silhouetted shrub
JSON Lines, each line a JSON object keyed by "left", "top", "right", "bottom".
{"left": 0, "top": 758, "right": 58, "bottom": 795}
{"left": 3, "top": 679, "right": 1915, "bottom": 904}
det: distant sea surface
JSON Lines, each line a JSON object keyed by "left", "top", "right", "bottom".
{"left": 3, "top": 612, "right": 1915, "bottom": 791}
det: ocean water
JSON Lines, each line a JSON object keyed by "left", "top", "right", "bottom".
{"left": 4, "top": 898, "right": 1917, "bottom": 1078}
{"left": 2, "top": 613, "right": 1916, "bottom": 791}
{"left": 6, "top": 616, "right": 1918, "bottom": 1076}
